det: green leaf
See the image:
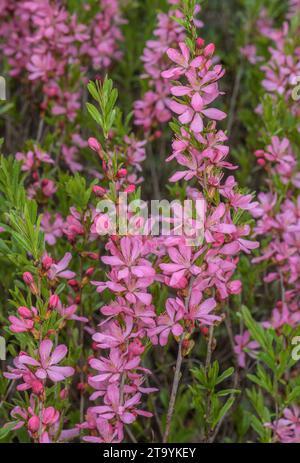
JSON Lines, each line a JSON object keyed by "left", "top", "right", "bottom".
{"left": 86, "top": 102, "right": 102, "bottom": 126}
{"left": 212, "top": 397, "right": 235, "bottom": 429}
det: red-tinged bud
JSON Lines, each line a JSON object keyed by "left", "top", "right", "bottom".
{"left": 154, "top": 130, "right": 162, "bottom": 139}
{"left": 204, "top": 43, "right": 215, "bottom": 57}
{"left": 68, "top": 279, "right": 79, "bottom": 288}
{"left": 92, "top": 185, "right": 106, "bottom": 197}
{"left": 182, "top": 339, "right": 195, "bottom": 357}
{"left": 60, "top": 388, "right": 68, "bottom": 400}
{"left": 117, "top": 168, "right": 127, "bottom": 178}
{"left": 92, "top": 341, "right": 98, "bottom": 351}
{"left": 196, "top": 37, "right": 205, "bottom": 48}
{"left": 111, "top": 235, "right": 119, "bottom": 242}
{"left": 28, "top": 416, "right": 40, "bottom": 433}
{"left": 124, "top": 184, "right": 136, "bottom": 193}
{"left": 42, "top": 254, "right": 53, "bottom": 270}
{"left": 88, "top": 137, "right": 101, "bottom": 153}
{"left": 75, "top": 295, "right": 81, "bottom": 304}
{"left": 32, "top": 380, "right": 44, "bottom": 395}
{"left": 128, "top": 339, "right": 145, "bottom": 356}
{"left": 49, "top": 294, "right": 60, "bottom": 309}
{"left": 41, "top": 178, "right": 49, "bottom": 188}
{"left": 87, "top": 252, "right": 99, "bottom": 260}
{"left": 257, "top": 158, "right": 266, "bottom": 167}
{"left": 200, "top": 326, "right": 209, "bottom": 336}
{"left": 45, "top": 86, "right": 58, "bottom": 98}
{"left": 23, "top": 272, "right": 38, "bottom": 295}
{"left": 254, "top": 149, "right": 264, "bottom": 158}
{"left": 32, "top": 171, "right": 39, "bottom": 181}
{"left": 77, "top": 383, "right": 86, "bottom": 392}
{"left": 18, "top": 306, "right": 32, "bottom": 318}
{"left": 85, "top": 267, "right": 95, "bottom": 277}
{"left": 23, "top": 272, "right": 34, "bottom": 285}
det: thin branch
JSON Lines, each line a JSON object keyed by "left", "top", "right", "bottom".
{"left": 163, "top": 277, "right": 194, "bottom": 443}
{"left": 163, "top": 336, "right": 184, "bottom": 443}
{"left": 205, "top": 325, "right": 214, "bottom": 373}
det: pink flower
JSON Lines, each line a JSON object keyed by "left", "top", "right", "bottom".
{"left": 89, "top": 349, "right": 144, "bottom": 384}
{"left": 63, "top": 208, "right": 85, "bottom": 242}
{"left": 162, "top": 42, "right": 203, "bottom": 79}
{"left": 18, "top": 339, "right": 74, "bottom": 382}
{"left": 169, "top": 93, "right": 226, "bottom": 133}
{"left": 4, "top": 357, "right": 44, "bottom": 394}
{"left": 102, "top": 237, "right": 155, "bottom": 281}
{"left": 160, "top": 244, "right": 202, "bottom": 287}
{"left": 9, "top": 306, "right": 37, "bottom": 333}
{"left": 82, "top": 415, "right": 123, "bottom": 443}
{"left": 186, "top": 292, "right": 220, "bottom": 325}
{"left": 47, "top": 252, "right": 76, "bottom": 280}
{"left": 90, "top": 384, "right": 151, "bottom": 424}
{"left": 265, "top": 405, "right": 300, "bottom": 443}
{"left": 234, "top": 331, "right": 259, "bottom": 368}
{"left": 41, "top": 212, "right": 64, "bottom": 246}
{"left": 27, "top": 53, "right": 56, "bottom": 81}
{"left": 56, "top": 302, "right": 88, "bottom": 323}
{"left": 148, "top": 298, "right": 184, "bottom": 346}
{"left": 93, "top": 317, "right": 139, "bottom": 350}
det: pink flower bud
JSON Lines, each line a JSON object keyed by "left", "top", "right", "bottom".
{"left": 23, "top": 272, "right": 34, "bottom": 285}
{"left": 128, "top": 339, "right": 145, "bottom": 356}
{"left": 23, "top": 272, "right": 38, "bottom": 295}
{"left": 32, "top": 380, "right": 44, "bottom": 395}
{"left": 196, "top": 37, "right": 205, "bottom": 48}
{"left": 42, "top": 407, "right": 59, "bottom": 425}
{"left": 254, "top": 149, "right": 264, "bottom": 158}
{"left": 228, "top": 280, "right": 242, "bottom": 295}
{"left": 68, "top": 279, "right": 79, "bottom": 288}
{"left": 117, "top": 168, "right": 127, "bottom": 178}
{"left": 200, "top": 326, "right": 209, "bottom": 336}
{"left": 154, "top": 130, "right": 162, "bottom": 139}
{"left": 92, "top": 185, "right": 106, "bottom": 197}
{"left": 124, "top": 184, "right": 136, "bottom": 193}
{"left": 204, "top": 43, "right": 215, "bottom": 57}
{"left": 28, "top": 416, "right": 40, "bottom": 433}
{"left": 42, "top": 254, "right": 53, "bottom": 270}
{"left": 88, "top": 137, "right": 101, "bottom": 153}
{"left": 60, "top": 388, "right": 68, "bottom": 400}
{"left": 257, "top": 158, "right": 266, "bottom": 167}
{"left": 85, "top": 267, "right": 95, "bottom": 277}
{"left": 18, "top": 306, "right": 32, "bottom": 318}
{"left": 49, "top": 294, "right": 60, "bottom": 309}
{"left": 77, "top": 382, "right": 86, "bottom": 392}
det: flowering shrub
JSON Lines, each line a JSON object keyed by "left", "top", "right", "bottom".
{"left": 0, "top": 0, "right": 299, "bottom": 444}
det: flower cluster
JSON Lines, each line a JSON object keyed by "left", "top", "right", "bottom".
{"left": 133, "top": 2, "right": 186, "bottom": 132}
{"left": 81, "top": 236, "right": 157, "bottom": 443}
{"left": 0, "top": 0, "right": 124, "bottom": 169}
{"left": 3, "top": 255, "right": 81, "bottom": 442}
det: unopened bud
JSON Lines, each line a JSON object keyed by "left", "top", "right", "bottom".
{"left": 49, "top": 294, "right": 60, "bottom": 309}
{"left": 196, "top": 37, "right": 205, "bottom": 48}
{"left": 18, "top": 306, "right": 32, "bottom": 318}
{"left": 28, "top": 416, "right": 40, "bottom": 433}
{"left": 88, "top": 137, "right": 101, "bottom": 153}
{"left": 92, "top": 185, "right": 106, "bottom": 197}
{"left": 85, "top": 267, "right": 95, "bottom": 277}
{"left": 124, "top": 184, "right": 136, "bottom": 193}
{"left": 204, "top": 43, "right": 215, "bottom": 57}
{"left": 117, "top": 168, "right": 127, "bottom": 178}
{"left": 23, "top": 272, "right": 34, "bottom": 285}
